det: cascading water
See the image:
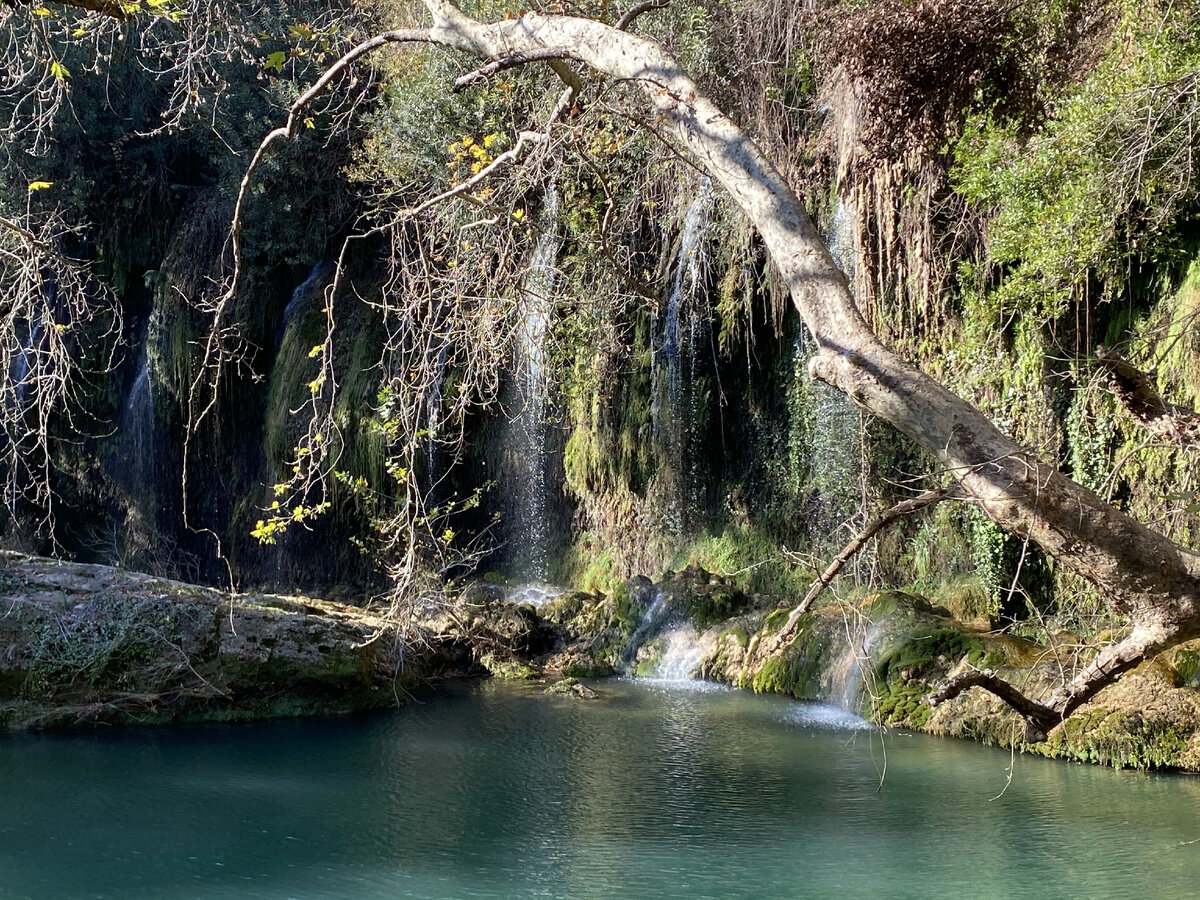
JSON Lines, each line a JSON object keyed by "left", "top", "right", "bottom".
{"left": 425, "top": 342, "right": 448, "bottom": 481}
{"left": 280, "top": 260, "right": 334, "bottom": 342}
{"left": 652, "top": 178, "right": 714, "bottom": 535}
{"left": 653, "top": 624, "right": 717, "bottom": 683}
{"left": 826, "top": 619, "right": 885, "bottom": 714}
{"left": 621, "top": 585, "right": 673, "bottom": 671}
{"left": 800, "top": 194, "right": 867, "bottom": 555}
{"left": 12, "top": 319, "right": 43, "bottom": 410}
{"left": 120, "top": 345, "right": 155, "bottom": 507}
{"left": 507, "top": 186, "right": 559, "bottom": 582}
{"left": 621, "top": 584, "right": 717, "bottom": 685}
{"left": 7, "top": 318, "right": 45, "bottom": 516}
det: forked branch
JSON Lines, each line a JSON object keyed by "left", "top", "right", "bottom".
{"left": 763, "top": 484, "right": 960, "bottom": 659}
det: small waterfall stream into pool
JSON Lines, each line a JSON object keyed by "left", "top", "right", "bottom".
{"left": 652, "top": 178, "right": 713, "bottom": 535}
{"left": 507, "top": 186, "right": 560, "bottom": 582}
{"left": 800, "top": 194, "right": 869, "bottom": 557}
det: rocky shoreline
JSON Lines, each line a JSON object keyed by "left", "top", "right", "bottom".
{"left": 6, "top": 551, "right": 1200, "bottom": 771}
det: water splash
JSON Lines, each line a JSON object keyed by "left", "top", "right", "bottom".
{"left": 780, "top": 702, "right": 871, "bottom": 731}
{"left": 652, "top": 178, "right": 713, "bottom": 535}
{"left": 653, "top": 624, "right": 717, "bottom": 682}
{"left": 508, "top": 186, "right": 559, "bottom": 582}
{"left": 504, "top": 583, "right": 563, "bottom": 608}
{"left": 826, "top": 619, "right": 885, "bottom": 715}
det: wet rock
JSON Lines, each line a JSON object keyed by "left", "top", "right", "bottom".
{"left": 544, "top": 676, "right": 599, "bottom": 699}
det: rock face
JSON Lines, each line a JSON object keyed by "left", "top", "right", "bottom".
{"left": 0, "top": 552, "right": 413, "bottom": 729}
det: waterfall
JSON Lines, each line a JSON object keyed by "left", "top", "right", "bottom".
{"left": 425, "top": 342, "right": 448, "bottom": 481}
{"left": 507, "top": 187, "right": 559, "bottom": 582}
{"left": 620, "top": 584, "right": 718, "bottom": 686}
{"left": 801, "top": 194, "right": 867, "bottom": 554}
{"left": 281, "top": 260, "right": 334, "bottom": 337}
{"left": 653, "top": 624, "right": 717, "bottom": 682}
{"left": 120, "top": 346, "right": 155, "bottom": 504}
{"left": 826, "top": 620, "right": 885, "bottom": 715}
{"left": 7, "top": 319, "right": 45, "bottom": 516}
{"left": 652, "top": 178, "right": 714, "bottom": 534}
{"left": 12, "top": 319, "right": 44, "bottom": 410}
{"left": 621, "top": 585, "right": 673, "bottom": 671}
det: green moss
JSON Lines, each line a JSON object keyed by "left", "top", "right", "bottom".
{"left": 875, "top": 626, "right": 992, "bottom": 682}
{"left": 672, "top": 525, "right": 811, "bottom": 599}
{"left": 561, "top": 659, "right": 615, "bottom": 678}
{"left": 750, "top": 620, "right": 826, "bottom": 699}
{"left": 1041, "top": 708, "right": 1191, "bottom": 770}
{"left": 873, "top": 680, "right": 933, "bottom": 729}
{"left": 719, "top": 626, "right": 750, "bottom": 649}
{"left": 479, "top": 654, "right": 540, "bottom": 679}
{"left": 1171, "top": 648, "right": 1200, "bottom": 687}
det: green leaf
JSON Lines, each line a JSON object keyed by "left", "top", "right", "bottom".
{"left": 264, "top": 51, "right": 287, "bottom": 72}
{"left": 49, "top": 60, "right": 70, "bottom": 81}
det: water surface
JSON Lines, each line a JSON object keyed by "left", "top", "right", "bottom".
{"left": 3, "top": 679, "right": 1199, "bottom": 898}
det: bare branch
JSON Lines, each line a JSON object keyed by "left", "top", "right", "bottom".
{"left": 926, "top": 669, "right": 1058, "bottom": 739}
{"left": 615, "top": 0, "right": 671, "bottom": 32}
{"left": 453, "top": 47, "right": 578, "bottom": 92}
{"left": 0, "top": 214, "right": 46, "bottom": 250}
{"left": 763, "top": 485, "right": 959, "bottom": 658}
{"left": 1096, "top": 345, "right": 1200, "bottom": 446}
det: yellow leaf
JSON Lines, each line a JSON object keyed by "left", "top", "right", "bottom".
{"left": 28, "top": 181, "right": 53, "bottom": 192}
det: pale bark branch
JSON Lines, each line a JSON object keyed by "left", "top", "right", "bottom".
{"left": 0, "top": 214, "right": 47, "bottom": 250}
{"left": 927, "top": 626, "right": 1167, "bottom": 739}
{"left": 408, "top": 0, "right": 1200, "bottom": 723}
{"left": 453, "top": 47, "right": 578, "bottom": 91}
{"left": 1096, "top": 345, "right": 1200, "bottom": 446}
{"left": 615, "top": 0, "right": 671, "bottom": 31}
{"left": 926, "top": 669, "right": 1058, "bottom": 739}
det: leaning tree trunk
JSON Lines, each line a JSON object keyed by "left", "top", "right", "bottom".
{"left": 244, "top": 0, "right": 1200, "bottom": 735}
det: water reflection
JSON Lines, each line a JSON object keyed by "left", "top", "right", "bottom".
{"left": 2, "top": 679, "right": 1199, "bottom": 898}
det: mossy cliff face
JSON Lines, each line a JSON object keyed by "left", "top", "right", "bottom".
{"left": 0, "top": 552, "right": 420, "bottom": 730}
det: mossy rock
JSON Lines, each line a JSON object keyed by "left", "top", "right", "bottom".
{"left": 561, "top": 657, "right": 615, "bottom": 679}
{"left": 1041, "top": 708, "right": 1191, "bottom": 770}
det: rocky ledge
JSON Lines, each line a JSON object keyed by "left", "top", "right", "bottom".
{"left": 9, "top": 550, "right": 1200, "bottom": 771}
{"left": 0, "top": 552, "right": 414, "bottom": 729}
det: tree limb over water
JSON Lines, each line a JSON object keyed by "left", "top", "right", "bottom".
{"left": 15, "top": 0, "right": 1200, "bottom": 736}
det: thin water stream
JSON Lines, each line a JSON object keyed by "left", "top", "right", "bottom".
{"left": 3, "top": 679, "right": 1199, "bottom": 899}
